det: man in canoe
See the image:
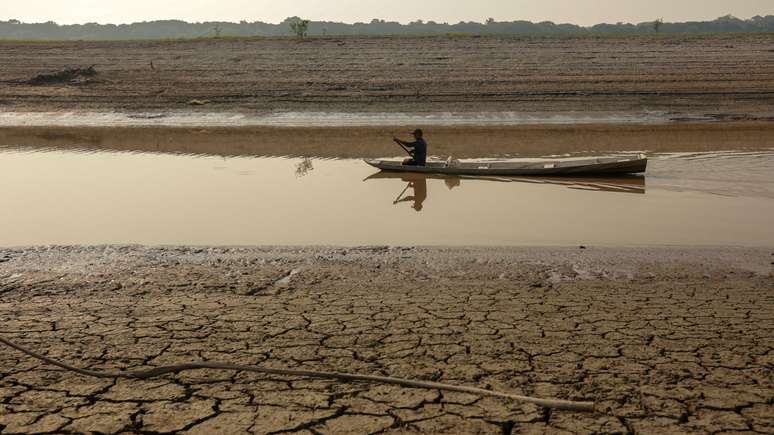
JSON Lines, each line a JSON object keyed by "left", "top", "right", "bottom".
{"left": 393, "top": 129, "right": 427, "bottom": 166}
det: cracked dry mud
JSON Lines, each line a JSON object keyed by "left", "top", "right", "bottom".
{"left": 0, "top": 246, "right": 772, "bottom": 434}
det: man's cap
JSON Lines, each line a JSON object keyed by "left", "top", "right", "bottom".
{"left": 411, "top": 128, "right": 423, "bottom": 135}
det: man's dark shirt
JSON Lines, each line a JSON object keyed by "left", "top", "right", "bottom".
{"left": 404, "top": 138, "right": 427, "bottom": 165}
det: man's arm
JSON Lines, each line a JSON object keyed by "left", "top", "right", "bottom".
{"left": 393, "top": 138, "right": 416, "bottom": 148}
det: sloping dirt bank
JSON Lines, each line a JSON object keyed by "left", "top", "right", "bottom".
{"left": 2, "top": 122, "right": 774, "bottom": 158}
{"left": 1, "top": 246, "right": 772, "bottom": 434}
{"left": 1, "top": 34, "right": 773, "bottom": 116}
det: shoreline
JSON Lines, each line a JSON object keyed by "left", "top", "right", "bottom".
{"left": 1, "top": 245, "right": 772, "bottom": 433}
{"left": 3, "top": 244, "right": 773, "bottom": 274}
{"left": 3, "top": 122, "right": 774, "bottom": 158}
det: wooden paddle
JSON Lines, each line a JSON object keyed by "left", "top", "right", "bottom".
{"left": 393, "top": 183, "right": 412, "bottom": 204}
{"left": 393, "top": 138, "right": 413, "bottom": 157}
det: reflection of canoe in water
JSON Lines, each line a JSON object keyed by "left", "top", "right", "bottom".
{"left": 365, "top": 155, "right": 647, "bottom": 176}
{"left": 364, "top": 171, "right": 646, "bottom": 195}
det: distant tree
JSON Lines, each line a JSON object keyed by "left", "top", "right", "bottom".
{"left": 653, "top": 18, "right": 664, "bottom": 32}
{"left": 8, "top": 19, "right": 21, "bottom": 24}
{"left": 486, "top": 18, "right": 495, "bottom": 25}
{"left": 289, "top": 18, "right": 310, "bottom": 38}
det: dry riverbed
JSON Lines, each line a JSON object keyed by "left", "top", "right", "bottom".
{"left": 0, "top": 246, "right": 772, "bottom": 434}
{"left": 1, "top": 34, "right": 774, "bottom": 117}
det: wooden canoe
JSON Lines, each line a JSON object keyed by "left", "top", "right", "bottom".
{"left": 364, "top": 155, "right": 647, "bottom": 176}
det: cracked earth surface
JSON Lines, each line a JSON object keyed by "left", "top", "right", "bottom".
{"left": 0, "top": 246, "right": 772, "bottom": 434}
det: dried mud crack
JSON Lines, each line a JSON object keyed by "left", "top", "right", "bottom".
{"left": 0, "top": 246, "right": 772, "bottom": 434}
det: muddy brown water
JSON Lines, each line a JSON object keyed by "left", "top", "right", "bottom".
{"left": 1, "top": 146, "right": 773, "bottom": 247}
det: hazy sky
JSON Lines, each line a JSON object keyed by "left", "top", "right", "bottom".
{"left": 2, "top": 0, "right": 772, "bottom": 25}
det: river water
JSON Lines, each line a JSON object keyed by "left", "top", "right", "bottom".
{"left": 1, "top": 147, "right": 773, "bottom": 247}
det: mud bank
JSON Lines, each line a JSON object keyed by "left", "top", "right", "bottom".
{"left": 2, "top": 122, "right": 774, "bottom": 159}
{"left": 1, "top": 35, "right": 773, "bottom": 116}
{"left": 1, "top": 246, "right": 772, "bottom": 434}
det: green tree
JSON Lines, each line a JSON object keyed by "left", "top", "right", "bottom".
{"left": 289, "top": 18, "right": 310, "bottom": 38}
{"left": 653, "top": 18, "right": 664, "bottom": 32}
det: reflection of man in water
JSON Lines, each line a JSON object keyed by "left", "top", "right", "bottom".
{"left": 393, "top": 129, "right": 427, "bottom": 166}
{"left": 394, "top": 177, "right": 427, "bottom": 212}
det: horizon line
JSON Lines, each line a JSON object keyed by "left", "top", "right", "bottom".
{"left": 2, "top": 14, "right": 768, "bottom": 27}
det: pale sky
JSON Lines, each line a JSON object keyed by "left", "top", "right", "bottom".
{"left": 1, "top": 0, "right": 772, "bottom": 25}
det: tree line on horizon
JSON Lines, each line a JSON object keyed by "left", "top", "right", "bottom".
{"left": 1, "top": 15, "right": 773, "bottom": 40}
